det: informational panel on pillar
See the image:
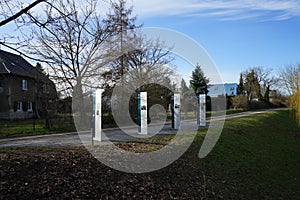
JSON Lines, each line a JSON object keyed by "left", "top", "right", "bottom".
{"left": 92, "top": 89, "right": 103, "bottom": 141}
{"left": 172, "top": 94, "right": 181, "bottom": 129}
{"left": 138, "top": 92, "right": 147, "bottom": 135}
{"left": 199, "top": 94, "right": 206, "bottom": 127}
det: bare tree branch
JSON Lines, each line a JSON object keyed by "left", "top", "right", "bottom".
{"left": 0, "top": 0, "right": 45, "bottom": 27}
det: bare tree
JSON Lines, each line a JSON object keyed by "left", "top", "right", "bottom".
{"left": 0, "top": 0, "right": 45, "bottom": 27}
{"left": 242, "top": 66, "right": 278, "bottom": 103}
{"left": 108, "top": 35, "right": 176, "bottom": 127}
{"left": 0, "top": 0, "right": 68, "bottom": 61}
{"left": 0, "top": 0, "right": 43, "bottom": 57}
{"left": 102, "top": 0, "right": 175, "bottom": 102}
{"left": 242, "top": 69, "right": 260, "bottom": 103}
{"left": 22, "top": 0, "right": 114, "bottom": 97}
{"left": 2, "top": 0, "right": 176, "bottom": 128}
{"left": 252, "top": 66, "right": 278, "bottom": 102}
{"left": 279, "top": 64, "right": 300, "bottom": 95}
{"left": 279, "top": 64, "right": 300, "bottom": 126}
{"left": 120, "top": 37, "right": 174, "bottom": 88}
{"left": 2, "top": 0, "right": 174, "bottom": 95}
{"left": 11, "top": 0, "right": 119, "bottom": 128}
{"left": 108, "top": 35, "right": 175, "bottom": 97}
{"left": 101, "top": 0, "right": 140, "bottom": 97}
{"left": 95, "top": 0, "right": 176, "bottom": 127}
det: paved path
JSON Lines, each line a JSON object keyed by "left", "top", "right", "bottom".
{"left": 0, "top": 122, "right": 197, "bottom": 147}
{"left": 0, "top": 108, "right": 284, "bottom": 147}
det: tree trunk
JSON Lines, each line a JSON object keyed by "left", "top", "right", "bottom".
{"left": 73, "top": 77, "right": 87, "bottom": 130}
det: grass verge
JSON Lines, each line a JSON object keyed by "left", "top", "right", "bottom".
{"left": 199, "top": 109, "right": 300, "bottom": 199}
{"left": 0, "top": 117, "right": 76, "bottom": 138}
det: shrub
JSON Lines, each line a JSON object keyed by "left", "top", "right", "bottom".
{"left": 232, "top": 95, "right": 249, "bottom": 109}
{"left": 249, "top": 100, "right": 271, "bottom": 110}
{"left": 290, "top": 91, "right": 300, "bottom": 126}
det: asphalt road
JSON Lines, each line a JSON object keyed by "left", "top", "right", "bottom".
{"left": 0, "top": 108, "right": 284, "bottom": 147}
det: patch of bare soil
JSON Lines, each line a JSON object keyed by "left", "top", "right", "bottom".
{"left": 0, "top": 146, "right": 225, "bottom": 199}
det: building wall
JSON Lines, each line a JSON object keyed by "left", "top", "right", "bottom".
{"left": 208, "top": 83, "right": 238, "bottom": 97}
{"left": 0, "top": 77, "right": 10, "bottom": 113}
{"left": 0, "top": 75, "right": 39, "bottom": 119}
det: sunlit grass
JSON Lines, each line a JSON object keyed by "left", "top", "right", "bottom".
{"left": 0, "top": 118, "right": 76, "bottom": 138}
{"left": 200, "top": 109, "right": 300, "bottom": 198}
{"left": 117, "top": 109, "right": 300, "bottom": 198}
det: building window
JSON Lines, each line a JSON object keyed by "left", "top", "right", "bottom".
{"left": 27, "top": 102, "right": 33, "bottom": 112}
{"left": 17, "top": 102, "right": 22, "bottom": 112}
{"left": 22, "top": 80, "right": 28, "bottom": 90}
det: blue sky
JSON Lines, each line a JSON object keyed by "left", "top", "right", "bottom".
{"left": 131, "top": 0, "right": 300, "bottom": 83}
{"left": 1, "top": 0, "right": 300, "bottom": 84}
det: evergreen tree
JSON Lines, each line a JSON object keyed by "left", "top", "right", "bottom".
{"left": 244, "top": 69, "right": 261, "bottom": 102}
{"left": 237, "top": 73, "right": 244, "bottom": 95}
{"left": 190, "top": 64, "right": 209, "bottom": 96}
{"left": 181, "top": 79, "right": 189, "bottom": 97}
{"left": 264, "top": 85, "right": 270, "bottom": 102}
{"left": 181, "top": 79, "right": 189, "bottom": 115}
{"left": 180, "top": 78, "right": 195, "bottom": 119}
{"left": 35, "top": 62, "right": 48, "bottom": 76}
{"left": 103, "top": 0, "right": 140, "bottom": 85}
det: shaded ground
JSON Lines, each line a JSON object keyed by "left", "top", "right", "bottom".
{"left": 0, "top": 145, "right": 223, "bottom": 199}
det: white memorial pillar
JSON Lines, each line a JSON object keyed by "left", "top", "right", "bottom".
{"left": 172, "top": 94, "right": 181, "bottom": 129}
{"left": 138, "top": 92, "right": 147, "bottom": 135}
{"left": 93, "top": 89, "right": 103, "bottom": 141}
{"left": 199, "top": 94, "right": 206, "bottom": 127}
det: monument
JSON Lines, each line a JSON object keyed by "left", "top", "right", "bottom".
{"left": 199, "top": 94, "right": 206, "bottom": 127}
{"left": 92, "top": 89, "right": 103, "bottom": 141}
{"left": 138, "top": 92, "right": 147, "bottom": 135}
{"left": 171, "top": 94, "right": 181, "bottom": 129}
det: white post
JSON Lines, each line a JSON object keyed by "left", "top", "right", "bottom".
{"left": 138, "top": 92, "right": 147, "bottom": 135}
{"left": 93, "top": 89, "right": 103, "bottom": 141}
{"left": 172, "top": 94, "right": 181, "bottom": 129}
{"left": 199, "top": 94, "right": 206, "bottom": 127}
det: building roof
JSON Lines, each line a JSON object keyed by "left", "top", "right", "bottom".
{"left": 0, "top": 50, "right": 44, "bottom": 79}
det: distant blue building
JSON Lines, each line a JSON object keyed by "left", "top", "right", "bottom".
{"left": 208, "top": 83, "right": 238, "bottom": 97}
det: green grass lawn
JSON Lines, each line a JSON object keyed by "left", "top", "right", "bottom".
{"left": 198, "top": 109, "right": 300, "bottom": 199}
{"left": 0, "top": 117, "right": 76, "bottom": 138}
{"left": 123, "top": 109, "right": 300, "bottom": 198}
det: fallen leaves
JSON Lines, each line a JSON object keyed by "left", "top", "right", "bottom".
{"left": 0, "top": 146, "right": 221, "bottom": 199}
